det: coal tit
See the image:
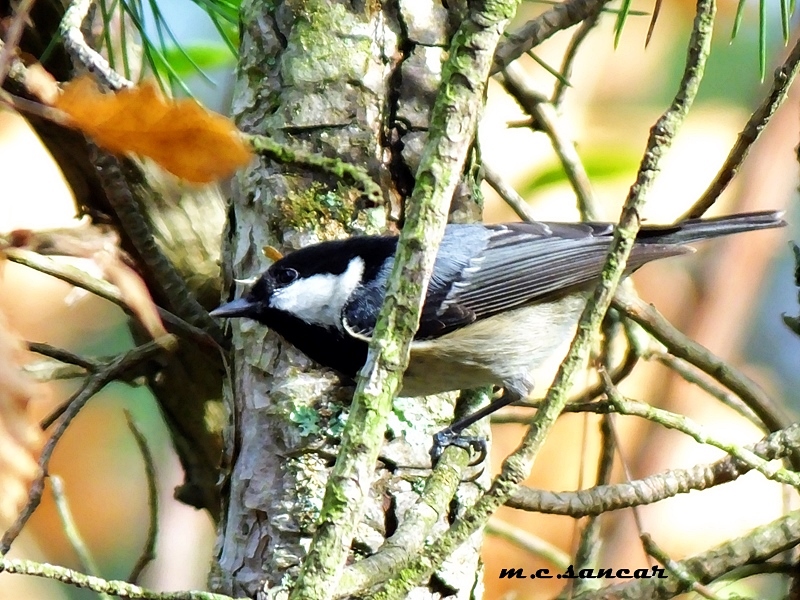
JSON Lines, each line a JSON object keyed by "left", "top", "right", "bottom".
{"left": 211, "top": 211, "right": 784, "bottom": 458}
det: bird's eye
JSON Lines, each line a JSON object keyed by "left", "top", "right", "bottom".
{"left": 274, "top": 267, "right": 298, "bottom": 286}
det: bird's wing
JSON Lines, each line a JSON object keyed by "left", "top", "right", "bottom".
{"left": 342, "top": 222, "right": 690, "bottom": 341}
{"left": 416, "top": 222, "right": 689, "bottom": 338}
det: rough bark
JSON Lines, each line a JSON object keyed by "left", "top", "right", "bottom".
{"left": 210, "top": 1, "right": 484, "bottom": 597}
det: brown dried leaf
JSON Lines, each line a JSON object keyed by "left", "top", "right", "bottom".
{"left": 55, "top": 77, "right": 252, "bottom": 183}
{"left": 94, "top": 249, "right": 168, "bottom": 340}
{"left": 5, "top": 223, "right": 167, "bottom": 341}
{"left": 0, "top": 312, "right": 44, "bottom": 530}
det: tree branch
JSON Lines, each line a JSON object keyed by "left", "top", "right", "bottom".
{"left": 681, "top": 33, "right": 800, "bottom": 219}
{"left": 289, "top": 0, "right": 520, "bottom": 596}
{"left": 0, "top": 556, "right": 240, "bottom": 600}
{"left": 372, "top": 0, "right": 716, "bottom": 593}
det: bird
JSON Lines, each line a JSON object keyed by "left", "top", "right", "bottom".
{"left": 211, "top": 210, "right": 785, "bottom": 460}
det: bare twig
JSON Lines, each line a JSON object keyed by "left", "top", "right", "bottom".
{"left": 640, "top": 534, "right": 723, "bottom": 600}
{"left": 0, "top": 0, "right": 37, "bottom": 87}
{"left": 28, "top": 342, "right": 100, "bottom": 371}
{"left": 645, "top": 349, "right": 762, "bottom": 427}
{"left": 681, "top": 35, "right": 800, "bottom": 220}
{"left": 50, "top": 476, "right": 113, "bottom": 600}
{"left": 552, "top": 3, "right": 606, "bottom": 106}
{"left": 0, "top": 556, "right": 240, "bottom": 600}
{"left": 23, "top": 360, "right": 88, "bottom": 382}
{"left": 613, "top": 288, "right": 793, "bottom": 436}
{"left": 602, "top": 375, "right": 800, "bottom": 488}
{"left": 5, "top": 248, "right": 218, "bottom": 350}
{"left": 482, "top": 162, "right": 538, "bottom": 222}
{"left": 570, "top": 414, "right": 616, "bottom": 595}
{"left": 486, "top": 518, "right": 571, "bottom": 570}
{"left": 124, "top": 411, "right": 159, "bottom": 584}
{"left": 506, "top": 423, "right": 800, "bottom": 516}
{"left": 499, "top": 63, "right": 600, "bottom": 220}
{"left": 492, "top": 0, "right": 613, "bottom": 74}
{"left": 1, "top": 337, "right": 175, "bottom": 554}
{"left": 0, "top": 88, "right": 72, "bottom": 124}
{"left": 60, "top": 0, "right": 133, "bottom": 90}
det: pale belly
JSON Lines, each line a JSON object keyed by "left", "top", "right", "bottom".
{"left": 399, "top": 294, "right": 587, "bottom": 398}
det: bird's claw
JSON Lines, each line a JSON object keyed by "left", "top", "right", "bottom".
{"left": 430, "top": 429, "right": 487, "bottom": 466}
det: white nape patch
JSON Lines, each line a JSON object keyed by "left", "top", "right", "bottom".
{"left": 270, "top": 257, "right": 365, "bottom": 330}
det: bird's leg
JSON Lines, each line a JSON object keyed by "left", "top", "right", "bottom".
{"left": 430, "top": 385, "right": 525, "bottom": 465}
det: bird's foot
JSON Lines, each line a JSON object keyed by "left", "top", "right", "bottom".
{"left": 430, "top": 428, "right": 487, "bottom": 466}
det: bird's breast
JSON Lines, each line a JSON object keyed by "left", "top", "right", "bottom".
{"left": 400, "top": 294, "right": 587, "bottom": 398}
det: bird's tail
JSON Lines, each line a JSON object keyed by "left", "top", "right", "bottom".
{"left": 638, "top": 210, "right": 786, "bottom": 245}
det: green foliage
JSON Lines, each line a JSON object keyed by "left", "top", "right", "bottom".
{"left": 160, "top": 43, "right": 235, "bottom": 77}
{"left": 729, "top": 0, "right": 793, "bottom": 80}
{"left": 527, "top": 50, "right": 571, "bottom": 88}
{"left": 518, "top": 148, "right": 641, "bottom": 197}
{"left": 96, "top": 0, "right": 239, "bottom": 95}
{"left": 614, "top": 0, "right": 634, "bottom": 48}
{"left": 291, "top": 406, "right": 321, "bottom": 437}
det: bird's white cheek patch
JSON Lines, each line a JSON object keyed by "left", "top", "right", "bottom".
{"left": 270, "top": 257, "right": 365, "bottom": 330}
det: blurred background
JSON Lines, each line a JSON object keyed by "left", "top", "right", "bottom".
{"left": 1, "top": 0, "right": 799, "bottom": 598}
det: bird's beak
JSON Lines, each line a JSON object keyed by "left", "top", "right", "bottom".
{"left": 210, "top": 297, "right": 257, "bottom": 319}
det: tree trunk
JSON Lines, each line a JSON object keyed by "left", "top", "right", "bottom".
{"left": 210, "top": 1, "right": 485, "bottom": 597}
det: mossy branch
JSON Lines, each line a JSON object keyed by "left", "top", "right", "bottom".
{"left": 571, "top": 510, "right": 800, "bottom": 599}
{"left": 0, "top": 556, "right": 240, "bottom": 600}
{"left": 371, "top": 0, "right": 716, "bottom": 595}
{"left": 288, "top": 1, "right": 522, "bottom": 598}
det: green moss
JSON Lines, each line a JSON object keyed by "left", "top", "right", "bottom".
{"left": 278, "top": 182, "right": 353, "bottom": 238}
{"left": 277, "top": 182, "right": 386, "bottom": 239}
{"left": 281, "top": 2, "right": 371, "bottom": 86}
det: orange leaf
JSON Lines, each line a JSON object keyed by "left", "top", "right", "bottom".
{"left": 55, "top": 77, "right": 252, "bottom": 183}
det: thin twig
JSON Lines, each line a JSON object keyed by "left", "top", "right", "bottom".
{"left": 613, "top": 288, "right": 794, "bottom": 436}
{"left": 681, "top": 34, "right": 800, "bottom": 220}
{"left": 492, "top": 0, "right": 613, "bottom": 74}
{"left": 0, "top": 556, "right": 240, "bottom": 600}
{"left": 570, "top": 413, "right": 616, "bottom": 595}
{"left": 5, "top": 248, "right": 218, "bottom": 350}
{"left": 60, "top": 0, "right": 133, "bottom": 90}
{"left": 552, "top": 3, "right": 606, "bottom": 106}
{"left": 512, "top": 344, "right": 639, "bottom": 411}
{"left": 0, "top": 0, "right": 37, "bottom": 87}
{"left": 50, "top": 476, "right": 113, "bottom": 600}
{"left": 1, "top": 337, "right": 175, "bottom": 554}
{"left": 640, "top": 533, "right": 723, "bottom": 600}
{"left": 28, "top": 342, "right": 101, "bottom": 371}
{"left": 602, "top": 374, "right": 800, "bottom": 488}
{"left": 0, "top": 88, "right": 72, "bottom": 125}
{"left": 499, "top": 63, "right": 600, "bottom": 220}
{"left": 124, "top": 411, "right": 159, "bottom": 584}
{"left": 482, "top": 162, "right": 539, "bottom": 222}
{"left": 505, "top": 423, "right": 800, "bottom": 516}
{"left": 23, "top": 360, "right": 89, "bottom": 382}
{"left": 645, "top": 349, "right": 762, "bottom": 427}
{"left": 486, "top": 518, "right": 571, "bottom": 570}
